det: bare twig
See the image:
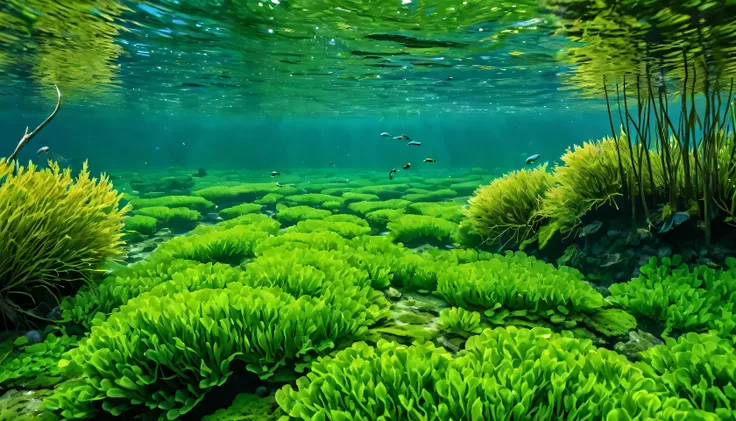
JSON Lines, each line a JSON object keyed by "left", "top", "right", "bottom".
{"left": 7, "top": 85, "right": 62, "bottom": 163}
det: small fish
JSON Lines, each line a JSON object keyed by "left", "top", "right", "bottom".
{"left": 276, "top": 182, "right": 283, "bottom": 187}
{"left": 329, "top": 161, "right": 335, "bottom": 167}
{"left": 407, "top": 140, "right": 421, "bottom": 147}
{"left": 525, "top": 153, "right": 541, "bottom": 164}
{"left": 424, "top": 158, "right": 436, "bottom": 163}
{"left": 182, "top": 142, "right": 186, "bottom": 146}
{"left": 388, "top": 168, "right": 397, "bottom": 180}
{"left": 394, "top": 134, "right": 411, "bottom": 141}
{"left": 192, "top": 168, "right": 207, "bottom": 178}
{"left": 403, "top": 163, "right": 411, "bottom": 170}
{"left": 144, "top": 161, "right": 148, "bottom": 166}
{"left": 380, "top": 132, "right": 392, "bottom": 137}
{"left": 36, "top": 146, "right": 49, "bottom": 156}
{"left": 271, "top": 171, "right": 280, "bottom": 178}
{"left": 155, "top": 146, "right": 160, "bottom": 151}
{"left": 578, "top": 220, "right": 602, "bottom": 237}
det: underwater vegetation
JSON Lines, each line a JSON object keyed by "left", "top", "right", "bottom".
{"left": 1, "top": 162, "right": 736, "bottom": 421}
{"left": 0, "top": 160, "right": 127, "bottom": 327}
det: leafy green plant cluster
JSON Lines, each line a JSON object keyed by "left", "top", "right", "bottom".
{"left": 364, "top": 208, "right": 405, "bottom": 229}
{"left": 277, "top": 327, "right": 713, "bottom": 420}
{"left": 195, "top": 183, "right": 297, "bottom": 204}
{"left": 200, "top": 394, "right": 282, "bottom": 421}
{"left": 348, "top": 199, "right": 411, "bottom": 216}
{"left": 638, "top": 332, "right": 736, "bottom": 420}
{"left": 46, "top": 278, "right": 390, "bottom": 419}
{"left": 342, "top": 192, "right": 380, "bottom": 203}
{"left": 123, "top": 215, "right": 158, "bottom": 236}
{"left": 322, "top": 213, "right": 369, "bottom": 227}
{"left": 465, "top": 165, "right": 553, "bottom": 248}
{"left": 0, "top": 160, "right": 128, "bottom": 325}
{"left": 134, "top": 205, "right": 200, "bottom": 226}
{"left": 154, "top": 225, "right": 269, "bottom": 264}
{"left": 438, "top": 307, "right": 484, "bottom": 336}
{"left": 407, "top": 201, "right": 464, "bottom": 222}
{"left": 254, "top": 192, "right": 284, "bottom": 206}
{"left": 401, "top": 188, "right": 457, "bottom": 202}
{"left": 284, "top": 193, "right": 344, "bottom": 208}
{"left": 129, "top": 195, "right": 214, "bottom": 212}
{"left": 287, "top": 219, "right": 371, "bottom": 239}
{"left": 218, "top": 203, "right": 263, "bottom": 220}
{"left": 436, "top": 251, "right": 605, "bottom": 327}
{"left": 387, "top": 214, "right": 458, "bottom": 246}
{"left": 0, "top": 332, "right": 77, "bottom": 390}
{"left": 354, "top": 184, "right": 410, "bottom": 199}
{"left": 609, "top": 255, "right": 736, "bottom": 340}
{"left": 191, "top": 213, "right": 281, "bottom": 236}
{"left": 275, "top": 205, "right": 332, "bottom": 225}
{"left": 60, "top": 258, "right": 247, "bottom": 328}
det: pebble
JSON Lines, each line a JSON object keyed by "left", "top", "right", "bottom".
{"left": 255, "top": 386, "right": 268, "bottom": 397}
{"left": 23, "top": 330, "right": 42, "bottom": 344}
{"left": 384, "top": 287, "right": 402, "bottom": 301}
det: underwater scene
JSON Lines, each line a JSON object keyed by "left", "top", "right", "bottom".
{"left": 2, "top": 0, "right": 736, "bottom": 420}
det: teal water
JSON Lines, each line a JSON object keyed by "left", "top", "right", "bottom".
{"left": 3, "top": 1, "right": 736, "bottom": 421}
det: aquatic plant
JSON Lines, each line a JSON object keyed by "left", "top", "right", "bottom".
{"left": 194, "top": 183, "right": 289, "bottom": 205}
{"left": 438, "top": 307, "right": 483, "bottom": 335}
{"left": 0, "top": 332, "right": 76, "bottom": 390}
{"left": 638, "top": 332, "right": 736, "bottom": 419}
{"left": 466, "top": 165, "right": 553, "bottom": 247}
{"left": 364, "top": 208, "right": 405, "bottom": 228}
{"left": 244, "top": 248, "right": 375, "bottom": 295}
{"left": 585, "top": 308, "right": 638, "bottom": 337}
{"left": 0, "top": 389, "right": 56, "bottom": 421}
{"left": 122, "top": 215, "right": 158, "bottom": 236}
{"left": 386, "top": 214, "right": 458, "bottom": 246}
{"left": 436, "top": 251, "right": 604, "bottom": 326}
{"left": 348, "top": 199, "right": 411, "bottom": 216}
{"left": 354, "top": 184, "right": 409, "bottom": 199}
{"left": 401, "top": 188, "right": 457, "bottom": 202}
{"left": 284, "top": 193, "right": 344, "bottom": 208}
{"left": 191, "top": 213, "right": 281, "bottom": 235}
{"left": 322, "top": 213, "right": 369, "bottom": 227}
{"left": 256, "top": 231, "right": 348, "bottom": 254}
{"left": 321, "top": 201, "right": 342, "bottom": 210}
{"left": 277, "top": 327, "right": 711, "bottom": 420}
{"left": 134, "top": 205, "right": 200, "bottom": 226}
{"left": 609, "top": 255, "right": 736, "bottom": 339}
{"left": 128, "top": 195, "right": 214, "bottom": 212}
{"left": 449, "top": 180, "right": 484, "bottom": 195}
{"left": 407, "top": 201, "right": 464, "bottom": 222}
{"left": 130, "top": 175, "right": 195, "bottom": 195}
{"left": 597, "top": 57, "right": 736, "bottom": 246}
{"left": 254, "top": 192, "right": 284, "bottom": 206}
{"left": 535, "top": 138, "right": 666, "bottom": 247}
{"left": 60, "top": 259, "right": 247, "bottom": 328}
{"left": 0, "top": 160, "right": 127, "bottom": 325}
{"left": 47, "top": 281, "right": 389, "bottom": 419}
{"left": 452, "top": 218, "right": 485, "bottom": 248}
{"left": 342, "top": 192, "right": 380, "bottom": 203}
{"left": 287, "top": 219, "right": 371, "bottom": 239}
{"left": 275, "top": 205, "right": 332, "bottom": 225}
{"left": 218, "top": 202, "right": 263, "bottom": 220}
{"left": 154, "top": 225, "right": 269, "bottom": 265}
{"left": 200, "top": 394, "right": 283, "bottom": 421}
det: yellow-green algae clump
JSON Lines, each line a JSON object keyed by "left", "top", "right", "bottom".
{"left": 0, "top": 160, "right": 128, "bottom": 325}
